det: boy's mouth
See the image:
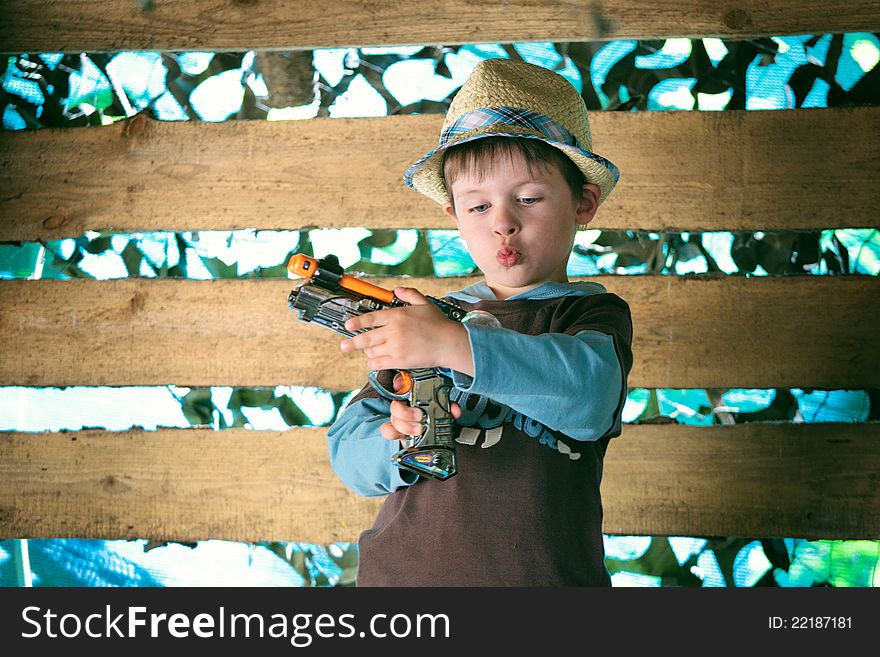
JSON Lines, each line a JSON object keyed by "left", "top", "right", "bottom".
{"left": 496, "top": 246, "right": 521, "bottom": 267}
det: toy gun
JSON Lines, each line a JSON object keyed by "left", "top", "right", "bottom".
{"left": 287, "top": 253, "right": 464, "bottom": 481}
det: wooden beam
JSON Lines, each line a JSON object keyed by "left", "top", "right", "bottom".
{"left": 2, "top": 108, "right": 879, "bottom": 240}
{"left": 1, "top": 423, "right": 876, "bottom": 542}
{"left": 2, "top": 1, "right": 879, "bottom": 52}
{"left": 0, "top": 275, "right": 877, "bottom": 389}
{"left": 0, "top": 427, "right": 381, "bottom": 544}
{"left": 602, "top": 422, "right": 880, "bottom": 540}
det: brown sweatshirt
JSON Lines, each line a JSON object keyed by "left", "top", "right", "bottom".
{"left": 349, "top": 291, "right": 633, "bottom": 586}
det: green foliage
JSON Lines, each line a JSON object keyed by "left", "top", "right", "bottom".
{"left": 2, "top": 228, "right": 878, "bottom": 281}
{"left": 779, "top": 540, "right": 880, "bottom": 587}
{"left": 4, "top": 35, "right": 878, "bottom": 129}
{"left": 258, "top": 536, "right": 880, "bottom": 587}
{"left": 261, "top": 542, "right": 358, "bottom": 587}
{"left": 606, "top": 537, "right": 703, "bottom": 586}
{"left": 0, "top": 242, "right": 44, "bottom": 278}
{"left": 350, "top": 229, "right": 434, "bottom": 277}
{"left": 606, "top": 537, "right": 880, "bottom": 587}
{"left": 175, "top": 387, "right": 313, "bottom": 430}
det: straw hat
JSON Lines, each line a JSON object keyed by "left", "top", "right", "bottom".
{"left": 404, "top": 58, "right": 620, "bottom": 206}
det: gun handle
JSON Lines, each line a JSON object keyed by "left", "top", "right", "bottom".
{"left": 391, "top": 375, "right": 458, "bottom": 480}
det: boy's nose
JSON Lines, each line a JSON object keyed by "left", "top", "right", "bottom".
{"left": 492, "top": 207, "right": 521, "bottom": 236}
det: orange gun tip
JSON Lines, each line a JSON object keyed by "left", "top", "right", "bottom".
{"left": 287, "top": 253, "right": 319, "bottom": 278}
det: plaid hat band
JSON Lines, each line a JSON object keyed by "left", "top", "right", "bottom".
{"left": 440, "top": 108, "right": 579, "bottom": 149}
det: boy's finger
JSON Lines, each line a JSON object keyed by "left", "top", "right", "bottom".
{"left": 340, "top": 335, "right": 365, "bottom": 352}
{"left": 363, "top": 344, "right": 389, "bottom": 359}
{"left": 366, "top": 357, "right": 394, "bottom": 371}
{"left": 391, "top": 414, "right": 425, "bottom": 438}
{"left": 450, "top": 402, "right": 462, "bottom": 419}
{"left": 341, "top": 331, "right": 385, "bottom": 352}
{"left": 390, "top": 400, "right": 424, "bottom": 422}
{"left": 379, "top": 421, "right": 405, "bottom": 442}
{"left": 344, "top": 313, "right": 371, "bottom": 332}
{"left": 393, "top": 286, "right": 428, "bottom": 305}
{"left": 345, "top": 310, "right": 389, "bottom": 332}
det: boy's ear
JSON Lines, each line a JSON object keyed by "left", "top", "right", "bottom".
{"left": 576, "top": 183, "right": 601, "bottom": 227}
{"left": 443, "top": 202, "right": 460, "bottom": 228}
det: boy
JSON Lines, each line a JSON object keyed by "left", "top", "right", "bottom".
{"left": 327, "top": 58, "right": 633, "bottom": 586}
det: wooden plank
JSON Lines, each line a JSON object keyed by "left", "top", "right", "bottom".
{"left": 0, "top": 275, "right": 877, "bottom": 389}
{"left": 2, "top": 1, "right": 879, "bottom": 52}
{"left": 601, "top": 422, "right": 880, "bottom": 540}
{"left": 1, "top": 423, "right": 876, "bottom": 542}
{"left": 0, "top": 427, "right": 381, "bottom": 544}
{"left": 2, "top": 107, "right": 879, "bottom": 240}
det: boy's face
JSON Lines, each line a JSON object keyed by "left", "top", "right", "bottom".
{"left": 443, "top": 149, "right": 600, "bottom": 300}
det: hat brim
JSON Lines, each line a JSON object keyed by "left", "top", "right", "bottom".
{"left": 404, "top": 130, "right": 620, "bottom": 206}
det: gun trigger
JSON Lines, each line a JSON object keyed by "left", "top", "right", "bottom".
{"left": 396, "top": 371, "right": 414, "bottom": 394}
{"left": 368, "top": 370, "right": 409, "bottom": 401}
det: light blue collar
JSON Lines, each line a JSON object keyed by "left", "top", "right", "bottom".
{"left": 445, "top": 279, "right": 607, "bottom": 303}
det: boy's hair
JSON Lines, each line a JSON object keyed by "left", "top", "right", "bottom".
{"left": 441, "top": 137, "right": 586, "bottom": 213}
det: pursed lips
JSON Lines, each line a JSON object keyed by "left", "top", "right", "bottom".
{"left": 496, "top": 246, "right": 522, "bottom": 266}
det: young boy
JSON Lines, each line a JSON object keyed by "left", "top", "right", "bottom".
{"left": 327, "top": 58, "right": 633, "bottom": 586}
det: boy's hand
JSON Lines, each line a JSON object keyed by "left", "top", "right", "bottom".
{"left": 339, "top": 286, "right": 472, "bottom": 374}
{"left": 380, "top": 373, "right": 462, "bottom": 447}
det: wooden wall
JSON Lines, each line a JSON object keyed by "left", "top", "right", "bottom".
{"left": 1, "top": 1, "right": 878, "bottom": 544}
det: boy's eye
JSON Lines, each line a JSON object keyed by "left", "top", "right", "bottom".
{"left": 469, "top": 204, "right": 490, "bottom": 214}
{"left": 519, "top": 197, "right": 541, "bottom": 205}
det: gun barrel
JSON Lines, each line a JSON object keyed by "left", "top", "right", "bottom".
{"left": 288, "top": 254, "right": 396, "bottom": 304}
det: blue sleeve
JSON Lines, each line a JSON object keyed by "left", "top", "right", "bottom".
{"left": 326, "top": 395, "right": 419, "bottom": 497}
{"left": 448, "top": 324, "right": 624, "bottom": 441}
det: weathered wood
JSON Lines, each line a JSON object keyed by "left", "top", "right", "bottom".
{"left": 2, "top": 108, "right": 879, "bottom": 240}
{"left": 1, "top": 423, "right": 876, "bottom": 542}
{"left": 0, "top": 276, "right": 877, "bottom": 389}
{"left": 601, "top": 422, "right": 880, "bottom": 540}
{"left": 1, "top": 0, "right": 879, "bottom": 52}
{"left": 0, "top": 427, "right": 381, "bottom": 543}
